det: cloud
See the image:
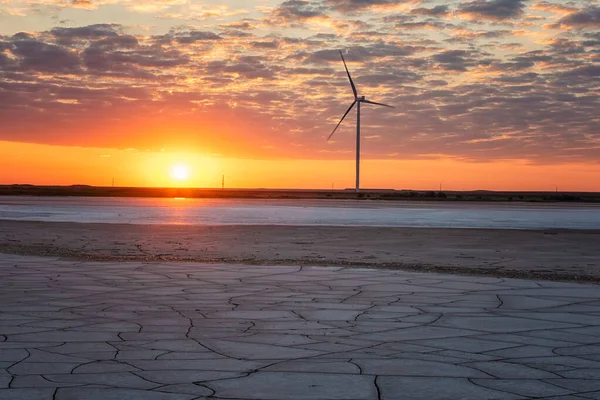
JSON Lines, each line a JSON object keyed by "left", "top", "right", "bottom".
{"left": 410, "top": 5, "right": 450, "bottom": 17}
{"left": 432, "top": 50, "right": 476, "bottom": 71}
{"left": 205, "top": 56, "right": 279, "bottom": 80}
{"left": 91, "top": 35, "right": 139, "bottom": 50}
{"left": 531, "top": 1, "right": 578, "bottom": 15}
{"left": 548, "top": 6, "right": 600, "bottom": 30}
{"left": 50, "top": 24, "right": 121, "bottom": 45}
{"left": 392, "top": 21, "right": 451, "bottom": 30}
{"left": 272, "top": 0, "right": 328, "bottom": 21}
{"left": 457, "top": 0, "right": 529, "bottom": 21}
{"left": 3, "top": 25, "right": 188, "bottom": 78}
{"left": 251, "top": 40, "right": 280, "bottom": 49}
{"left": 170, "top": 30, "right": 222, "bottom": 44}
{"left": 447, "top": 28, "right": 512, "bottom": 42}
{"left": 0, "top": 52, "right": 11, "bottom": 68}
{"left": 220, "top": 21, "right": 257, "bottom": 30}
{"left": 82, "top": 45, "right": 189, "bottom": 76}
{"left": 0, "top": 12, "right": 599, "bottom": 164}
{"left": 302, "top": 43, "right": 421, "bottom": 66}
{"left": 8, "top": 39, "right": 81, "bottom": 73}
{"left": 219, "top": 29, "right": 255, "bottom": 38}
{"left": 11, "top": 32, "right": 36, "bottom": 41}
{"left": 358, "top": 71, "right": 422, "bottom": 85}
{"left": 561, "top": 64, "right": 600, "bottom": 79}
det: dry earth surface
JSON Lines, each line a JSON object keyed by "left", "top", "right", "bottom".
{"left": 1, "top": 254, "right": 600, "bottom": 399}
{"left": 0, "top": 221, "right": 599, "bottom": 281}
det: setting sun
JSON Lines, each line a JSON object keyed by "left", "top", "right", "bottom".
{"left": 170, "top": 164, "right": 190, "bottom": 181}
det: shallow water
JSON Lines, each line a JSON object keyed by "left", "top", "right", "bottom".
{"left": 1, "top": 196, "right": 599, "bottom": 230}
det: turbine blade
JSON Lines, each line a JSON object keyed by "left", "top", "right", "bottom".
{"left": 362, "top": 99, "right": 395, "bottom": 108}
{"left": 340, "top": 51, "right": 358, "bottom": 99}
{"left": 327, "top": 101, "right": 356, "bottom": 141}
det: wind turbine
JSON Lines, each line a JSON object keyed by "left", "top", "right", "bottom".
{"left": 328, "top": 51, "right": 394, "bottom": 193}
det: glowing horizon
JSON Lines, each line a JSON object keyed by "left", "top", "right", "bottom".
{"left": 1, "top": 141, "right": 599, "bottom": 192}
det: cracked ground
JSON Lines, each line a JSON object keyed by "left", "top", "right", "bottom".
{"left": 1, "top": 254, "right": 600, "bottom": 399}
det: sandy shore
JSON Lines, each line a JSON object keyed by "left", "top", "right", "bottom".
{"left": 0, "top": 220, "right": 599, "bottom": 281}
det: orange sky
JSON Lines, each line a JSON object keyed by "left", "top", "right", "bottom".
{"left": 1, "top": 141, "right": 599, "bottom": 191}
{"left": 1, "top": 1, "right": 598, "bottom": 190}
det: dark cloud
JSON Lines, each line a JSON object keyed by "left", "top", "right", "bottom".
{"left": 547, "top": 38, "right": 586, "bottom": 55}
{"left": 289, "top": 66, "right": 334, "bottom": 75}
{"left": 494, "top": 72, "right": 540, "bottom": 83}
{"left": 393, "top": 21, "right": 451, "bottom": 30}
{"left": 205, "top": 56, "right": 279, "bottom": 80}
{"left": 561, "top": 64, "right": 600, "bottom": 79}
{"left": 51, "top": 23, "right": 120, "bottom": 38}
{"left": 272, "top": 0, "right": 328, "bottom": 22}
{"left": 410, "top": 5, "right": 450, "bottom": 17}
{"left": 309, "top": 33, "right": 338, "bottom": 41}
{"left": 304, "top": 44, "right": 420, "bottom": 65}
{"left": 380, "top": 14, "right": 411, "bottom": 24}
{"left": 583, "top": 32, "right": 600, "bottom": 40}
{"left": 0, "top": 52, "right": 10, "bottom": 68}
{"left": 446, "top": 29, "right": 512, "bottom": 43}
{"left": 549, "top": 6, "right": 600, "bottom": 30}
{"left": 432, "top": 50, "right": 474, "bottom": 71}
{"left": 499, "top": 51, "right": 553, "bottom": 70}
{"left": 50, "top": 24, "right": 121, "bottom": 45}
{"left": 9, "top": 39, "right": 81, "bottom": 73}
{"left": 251, "top": 40, "right": 279, "bottom": 49}
{"left": 219, "top": 29, "right": 254, "bottom": 38}
{"left": 457, "top": 0, "right": 528, "bottom": 21}
{"left": 428, "top": 79, "right": 449, "bottom": 86}
{"left": 81, "top": 50, "right": 149, "bottom": 77}
{"left": 177, "top": 31, "right": 221, "bottom": 43}
{"left": 358, "top": 71, "right": 422, "bottom": 85}
{"left": 582, "top": 36, "right": 600, "bottom": 47}
{"left": 11, "top": 32, "right": 35, "bottom": 41}
{"left": 83, "top": 45, "right": 188, "bottom": 76}
{"left": 91, "top": 35, "right": 139, "bottom": 49}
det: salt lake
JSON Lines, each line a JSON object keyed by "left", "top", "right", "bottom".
{"left": 1, "top": 196, "right": 599, "bottom": 230}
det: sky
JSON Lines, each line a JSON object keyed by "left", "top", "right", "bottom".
{"left": 0, "top": 0, "right": 599, "bottom": 190}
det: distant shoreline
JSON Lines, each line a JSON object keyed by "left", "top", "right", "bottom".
{"left": 1, "top": 184, "right": 599, "bottom": 203}
{"left": 1, "top": 220, "right": 599, "bottom": 282}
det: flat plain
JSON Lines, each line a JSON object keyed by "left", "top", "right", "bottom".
{"left": 1, "top": 254, "right": 600, "bottom": 399}
{"left": 1, "top": 220, "right": 599, "bottom": 281}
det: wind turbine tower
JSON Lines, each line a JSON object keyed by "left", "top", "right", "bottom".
{"left": 328, "top": 51, "right": 394, "bottom": 193}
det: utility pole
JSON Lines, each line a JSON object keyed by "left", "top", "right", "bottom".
{"left": 222, "top": 175, "right": 224, "bottom": 190}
